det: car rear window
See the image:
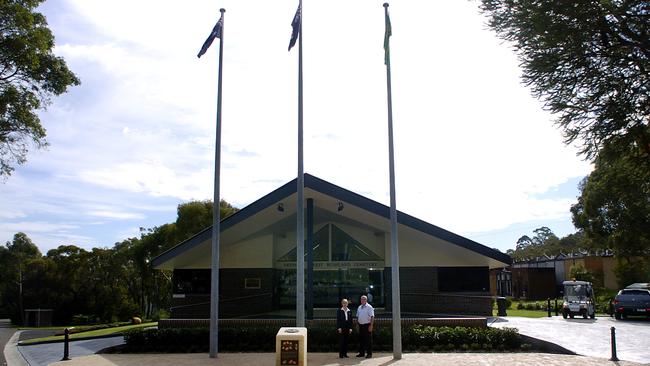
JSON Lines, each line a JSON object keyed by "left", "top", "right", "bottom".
{"left": 620, "top": 290, "right": 650, "bottom": 296}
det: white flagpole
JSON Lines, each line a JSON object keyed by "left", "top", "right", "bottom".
{"left": 383, "top": 3, "right": 402, "bottom": 359}
{"left": 209, "top": 8, "right": 225, "bottom": 359}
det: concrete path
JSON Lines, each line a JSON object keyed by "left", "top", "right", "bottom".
{"left": 18, "top": 336, "right": 123, "bottom": 366}
{"left": 4, "top": 331, "right": 27, "bottom": 366}
{"left": 48, "top": 352, "right": 646, "bottom": 366}
{"left": 491, "top": 315, "right": 650, "bottom": 364}
{"left": 0, "top": 319, "right": 16, "bottom": 366}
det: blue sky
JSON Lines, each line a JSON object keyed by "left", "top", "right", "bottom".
{"left": 0, "top": 0, "right": 592, "bottom": 253}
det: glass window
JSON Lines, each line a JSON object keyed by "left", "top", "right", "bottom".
{"left": 331, "top": 224, "right": 382, "bottom": 261}
{"left": 173, "top": 269, "right": 210, "bottom": 294}
{"left": 438, "top": 267, "right": 489, "bottom": 292}
{"left": 621, "top": 290, "right": 650, "bottom": 297}
{"left": 276, "top": 268, "right": 385, "bottom": 308}
{"left": 277, "top": 225, "right": 329, "bottom": 262}
{"left": 244, "top": 278, "right": 261, "bottom": 289}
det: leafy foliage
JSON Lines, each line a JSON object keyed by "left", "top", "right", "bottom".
{"left": 0, "top": 232, "right": 42, "bottom": 322}
{"left": 571, "top": 141, "right": 650, "bottom": 286}
{"left": 0, "top": 0, "right": 80, "bottom": 178}
{"left": 569, "top": 264, "right": 600, "bottom": 286}
{"left": 0, "top": 199, "right": 238, "bottom": 325}
{"left": 478, "top": 0, "right": 650, "bottom": 164}
{"left": 510, "top": 227, "right": 584, "bottom": 261}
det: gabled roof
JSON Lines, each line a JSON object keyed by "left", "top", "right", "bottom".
{"left": 152, "top": 173, "right": 512, "bottom": 268}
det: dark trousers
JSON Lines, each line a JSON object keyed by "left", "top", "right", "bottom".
{"left": 358, "top": 323, "right": 372, "bottom": 356}
{"left": 338, "top": 328, "right": 350, "bottom": 356}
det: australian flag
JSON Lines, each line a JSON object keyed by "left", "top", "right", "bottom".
{"left": 288, "top": 3, "right": 301, "bottom": 51}
{"left": 197, "top": 14, "right": 224, "bottom": 58}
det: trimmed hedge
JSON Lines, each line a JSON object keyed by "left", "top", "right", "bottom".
{"left": 122, "top": 324, "right": 523, "bottom": 353}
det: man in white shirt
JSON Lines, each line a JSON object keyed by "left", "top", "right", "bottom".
{"left": 355, "top": 295, "right": 374, "bottom": 358}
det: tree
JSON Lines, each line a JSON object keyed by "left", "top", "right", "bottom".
{"left": 511, "top": 227, "right": 586, "bottom": 261}
{"left": 0, "top": 0, "right": 80, "bottom": 178}
{"left": 532, "top": 227, "right": 559, "bottom": 246}
{"left": 515, "top": 235, "right": 532, "bottom": 251}
{"left": 175, "top": 199, "right": 239, "bottom": 241}
{"left": 570, "top": 264, "right": 598, "bottom": 285}
{"left": 558, "top": 232, "right": 586, "bottom": 253}
{"left": 6, "top": 232, "right": 41, "bottom": 258}
{"left": 1, "top": 232, "right": 41, "bottom": 324}
{"left": 478, "top": 1, "right": 650, "bottom": 164}
{"left": 571, "top": 142, "right": 650, "bottom": 285}
{"left": 0, "top": 199, "right": 241, "bottom": 324}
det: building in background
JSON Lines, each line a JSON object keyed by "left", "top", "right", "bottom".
{"left": 506, "top": 251, "right": 617, "bottom": 300}
{"left": 152, "top": 174, "right": 511, "bottom": 318}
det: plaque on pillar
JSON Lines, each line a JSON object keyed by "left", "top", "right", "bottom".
{"left": 276, "top": 327, "right": 307, "bottom": 366}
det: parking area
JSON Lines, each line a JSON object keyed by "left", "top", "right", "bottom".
{"left": 490, "top": 315, "right": 650, "bottom": 364}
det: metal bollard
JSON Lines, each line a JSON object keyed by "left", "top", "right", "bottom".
{"left": 61, "top": 328, "right": 71, "bottom": 361}
{"left": 547, "top": 298, "right": 551, "bottom": 317}
{"left": 609, "top": 326, "right": 619, "bottom": 361}
{"left": 554, "top": 298, "right": 558, "bottom": 316}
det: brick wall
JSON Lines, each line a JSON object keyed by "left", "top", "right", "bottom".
{"left": 171, "top": 268, "right": 274, "bottom": 318}
{"left": 384, "top": 267, "right": 492, "bottom": 315}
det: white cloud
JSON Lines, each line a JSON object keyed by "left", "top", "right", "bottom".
{"left": 87, "top": 210, "right": 146, "bottom": 220}
{"left": 0, "top": 221, "right": 89, "bottom": 250}
{"left": 0, "top": 221, "right": 78, "bottom": 233}
{"left": 79, "top": 162, "right": 213, "bottom": 201}
{"left": 0, "top": 209, "right": 27, "bottom": 220}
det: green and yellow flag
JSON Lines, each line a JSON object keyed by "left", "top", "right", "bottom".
{"left": 384, "top": 7, "right": 391, "bottom": 65}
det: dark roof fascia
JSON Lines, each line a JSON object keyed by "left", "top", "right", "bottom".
{"left": 152, "top": 173, "right": 512, "bottom": 268}
{"left": 152, "top": 177, "right": 297, "bottom": 267}
{"left": 304, "top": 174, "right": 512, "bottom": 265}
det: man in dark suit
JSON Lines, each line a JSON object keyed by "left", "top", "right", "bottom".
{"left": 336, "top": 298, "right": 353, "bottom": 358}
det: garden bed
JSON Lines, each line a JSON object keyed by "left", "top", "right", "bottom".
{"left": 112, "top": 325, "right": 536, "bottom": 354}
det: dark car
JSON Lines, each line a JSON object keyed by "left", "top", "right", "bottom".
{"left": 613, "top": 288, "right": 650, "bottom": 320}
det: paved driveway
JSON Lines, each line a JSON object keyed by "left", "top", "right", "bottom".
{"left": 490, "top": 315, "right": 650, "bottom": 364}
{"left": 18, "top": 336, "right": 124, "bottom": 366}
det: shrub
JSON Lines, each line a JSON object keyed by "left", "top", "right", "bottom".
{"left": 407, "top": 326, "right": 521, "bottom": 352}
{"left": 151, "top": 310, "right": 169, "bottom": 322}
{"left": 517, "top": 302, "right": 524, "bottom": 310}
{"left": 71, "top": 314, "right": 97, "bottom": 325}
{"left": 123, "top": 325, "right": 523, "bottom": 353}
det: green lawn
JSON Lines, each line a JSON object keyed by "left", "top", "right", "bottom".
{"left": 20, "top": 322, "right": 157, "bottom": 344}
{"left": 493, "top": 308, "right": 550, "bottom": 318}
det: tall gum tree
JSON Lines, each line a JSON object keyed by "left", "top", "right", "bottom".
{"left": 571, "top": 142, "right": 650, "bottom": 285}
{"left": 0, "top": 0, "right": 80, "bottom": 178}
{"left": 478, "top": 0, "right": 650, "bottom": 164}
